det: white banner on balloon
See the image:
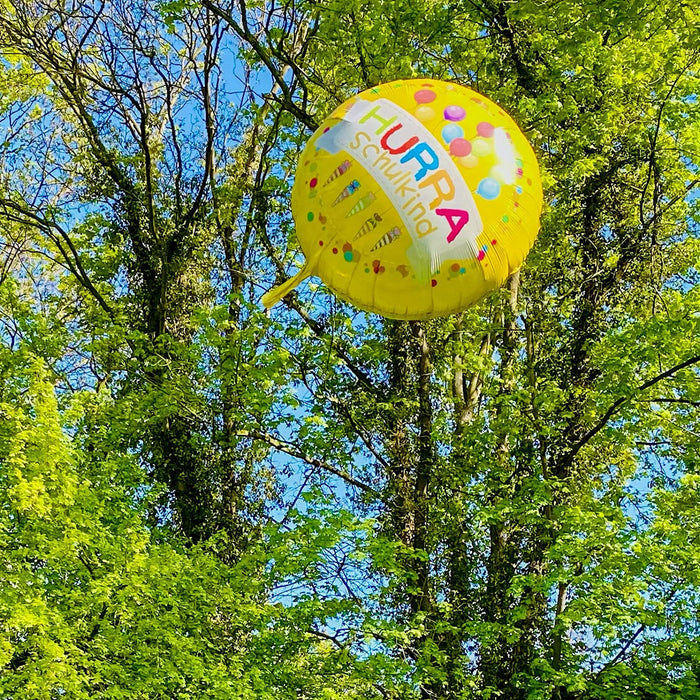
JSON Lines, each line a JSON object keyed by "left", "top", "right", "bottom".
{"left": 316, "top": 97, "right": 483, "bottom": 276}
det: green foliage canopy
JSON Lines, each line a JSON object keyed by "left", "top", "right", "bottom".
{"left": 0, "top": 0, "right": 699, "bottom": 698}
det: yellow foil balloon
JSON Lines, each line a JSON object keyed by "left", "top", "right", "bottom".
{"left": 261, "top": 79, "right": 543, "bottom": 319}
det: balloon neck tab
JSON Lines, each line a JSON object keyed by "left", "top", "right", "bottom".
{"left": 261, "top": 263, "right": 313, "bottom": 309}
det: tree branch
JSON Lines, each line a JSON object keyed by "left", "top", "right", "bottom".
{"left": 255, "top": 216, "right": 379, "bottom": 396}
{"left": 567, "top": 354, "right": 700, "bottom": 462}
{"left": 235, "top": 429, "right": 379, "bottom": 496}
{"left": 202, "top": 0, "right": 318, "bottom": 130}
{"left": 0, "top": 199, "right": 114, "bottom": 317}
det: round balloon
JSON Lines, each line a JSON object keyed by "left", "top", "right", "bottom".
{"left": 261, "top": 79, "right": 543, "bottom": 319}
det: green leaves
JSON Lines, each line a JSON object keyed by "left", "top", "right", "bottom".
{"left": 0, "top": 363, "right": 381, "bottom": 698}
{"left": 1, "top": 0, "right": 699, "bottom": 696}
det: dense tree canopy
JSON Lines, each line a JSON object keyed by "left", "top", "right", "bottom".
{"left": 0, "top": 0, "right": 699, "bottom": 698}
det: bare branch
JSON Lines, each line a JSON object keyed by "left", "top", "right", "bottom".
{"left": 0, "top": 198, "right": 114, "bottom": 317}
{"left": 236, "top": 429, "right": 379, "bottom": 496}
{"left": 567, "top": 354, "right": 700, "bottom": 462}
{"left": 201, "top": 0, "right": 318, "bottom": 130}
